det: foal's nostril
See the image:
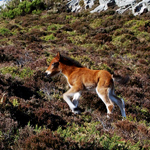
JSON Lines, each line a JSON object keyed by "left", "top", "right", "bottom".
{"left": 44, "top": 72, "right": 48, "bottom": 76}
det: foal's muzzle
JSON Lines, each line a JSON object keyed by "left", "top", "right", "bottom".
{"left": 44, "top": 72, "right": 49, "bottom": 76}
{"left": 44, "top": 70, "right": 51, "bottom": 77}
{"left": 43, "top": 72, "right": 52, "bottom": 82}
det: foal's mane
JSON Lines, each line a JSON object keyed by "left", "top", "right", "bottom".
{"left": 60, "top": 55, "right": 83, "bottom": 68}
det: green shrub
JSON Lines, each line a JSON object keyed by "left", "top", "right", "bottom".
{"left": 56, "top": 122, "right": 101, "bottom": 145}
{"left": 100, "top": 134, "right": 127, "bottom": 150}
{"left": 2, "top": 10, "right": 15, "bottom": 19}
{"left": 0, "top": 28, "right": 12, "bottom": 36}
{"left": 56, "top": 122, "right": 141, "bottom": 149}
{"left": 1, "top": 0, "right": 46, "bottom": 19}
{"left": 32, "top": 9, "right": 42, "bottom": 15}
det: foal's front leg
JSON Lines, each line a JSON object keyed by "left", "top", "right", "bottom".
{"left": 63, "top": 88, "right": 81, "bottom": 114}
{"left": 72, "top": 92, "right": 81, "bottom": 108}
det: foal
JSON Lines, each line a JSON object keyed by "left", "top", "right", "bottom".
{"left": 45, "top": 52, "right": 126, "bottom": 118}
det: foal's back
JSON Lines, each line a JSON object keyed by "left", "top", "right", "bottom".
{"left": 68, "top": 67, "right": 113, "bottom": 90}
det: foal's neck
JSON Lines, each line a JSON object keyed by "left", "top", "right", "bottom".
{"left": 61, "top": 63, "right": 79, "bottom": 77}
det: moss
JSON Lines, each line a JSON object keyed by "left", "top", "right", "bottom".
{"left": 137, "top": 31, "right": 150, "bottom": 43}
{"left": 28, "top": 25, "right": 43, "bottom": 31}
{"left": 47, "top": 24, "right": 63, "bottom": 32}
{"left": 81, "top": 43, "right": 98, "bottom": 50}
{"left": 42, "top": 34, "right": 56, "bottom": 41}
{"left": 65, "top": 15, "right": 74, "bottom": 20}
{"left": 90, "top": 18, "right": 103, "bottom": 29}
{"left": 112, "top": 34, "right": 134, "bottom": 48}
{"left": 124, "top": 20, "right": 150, "bottom": 38}
{"left": 0, "top": 66, "right": 34, "bottom": 79}
{"left": 124, "top": 20, "right": 145, "bottom": 29}
{"left": 67, "top": 34, "right": 86, "bottom": 45}
{"left": 66, "top": 30, "right": 77, "bottom": 36}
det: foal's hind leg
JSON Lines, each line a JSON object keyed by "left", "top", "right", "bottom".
{"left": 109, "top": 88, "right": 126, "bottom": 117}
{"left": 96, "top": 87, "right": 114, "bottom": 118}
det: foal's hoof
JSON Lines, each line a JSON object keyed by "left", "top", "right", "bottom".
{"left": 72, "top": 100, "right": 78, "bottom": 108}
{"left": 74, "top": 110, "right": 81, "bottom": 114}
{"left": 72, "top": 108, "right": 81, "bottom": 114}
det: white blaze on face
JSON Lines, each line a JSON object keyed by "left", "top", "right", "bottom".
{"left": 46, "top": 70, "right": 51, "bottom": 75}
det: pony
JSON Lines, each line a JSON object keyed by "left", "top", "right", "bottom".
{"left": 45, "top": 52, "right": 127, "bottom": 118}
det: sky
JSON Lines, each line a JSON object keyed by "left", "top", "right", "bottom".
{"left": 0, "top": 0, "right": 5, "bottom": 6}
{"left": 0, "top": 0, "right": 7, "bottom": 7}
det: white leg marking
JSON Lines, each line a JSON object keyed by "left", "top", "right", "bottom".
{"left": 63, "top": 93, "right": 76, "bottom": 111}
{"left": 109, "top": 89, "right": 126, "bottom": 117}
{"left": 73, "top": 92, "right": 81, "bottom": 100}
{"left": 63, "top": 91, "right": 81, "bottom": 114}
{"left": 121, "top": 98, "right": 126, "bottom": 117}
{"left": 72, "top": 92, "right": 81, "bottom": 107}
{"left": 96, "top": 88, "right": 114, "bottom": 115}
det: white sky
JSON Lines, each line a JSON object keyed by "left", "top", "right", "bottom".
{"left": 0, "top": 1, "right": 5, "bottom": 5}
{"left": 0, "top": 0, "right": 7, "bottom": 7}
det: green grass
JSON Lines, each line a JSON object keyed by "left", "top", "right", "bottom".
{"left": 90, "top": 18, "right": 103, "bottom": 28}
{"left": 137, "top": 31, "right": 150, "bottom": 43}
{"left": 42, "top": 34, "right": 56, "bottom": 41}
{"left": 0, "top": 27, "right": 12, "bottom": 36}
{"left": 67, "top": 34, "right": 86, "bottom": 45}
{"left": 0, "top": 66, "right": 34, "bottom": 79}
{"left": 47, "top": 24, "right": 63, "bottom": 32}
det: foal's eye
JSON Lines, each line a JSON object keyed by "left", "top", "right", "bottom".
{"left": 52, "top": 62, "right": 59, "bottom": 67}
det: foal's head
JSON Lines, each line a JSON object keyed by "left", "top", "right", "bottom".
{"left": 45, "top": 52, "right": 61, "bottom": 77}
{"left": 45, "top": 52, "right": 83, "bottom": 77}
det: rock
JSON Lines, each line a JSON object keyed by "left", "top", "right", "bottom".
{"left": 116, "top": 0, "right": 136, "bottom": 14}
{"left": 90, "top": 0, "right": 115, "bottom": 13}
{"left": 67, "top": 0, "right": 82, "bottom": 12}
{"left": 115, "top": 0, "right": 136, "bottom": 7}
{"left": 84, "top": 0, "right": 95, "bottom": 9}
{"left": 132, "top": 0, "right": 150, "bottom": 16}
{"left": 67, "top": 0, "right": 150, "bottom": 15}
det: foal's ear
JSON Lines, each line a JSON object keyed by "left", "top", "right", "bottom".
{"left": 56, "top": 52, "right": 61, "bottom": 60}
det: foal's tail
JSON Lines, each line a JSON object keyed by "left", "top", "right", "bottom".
{"left": 112, "top": 74, "right": 129, "bottom": 84}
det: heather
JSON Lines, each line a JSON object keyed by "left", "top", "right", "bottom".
{"left": 0, "top": 1, "right": 150, "bottom": 149}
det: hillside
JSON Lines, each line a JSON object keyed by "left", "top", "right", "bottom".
{"left": 0, "top": 4, "right": 150, "bottom": 150}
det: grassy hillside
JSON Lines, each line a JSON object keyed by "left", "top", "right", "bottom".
{"left": 0, "top": 6, "right": 150, "bottom": 150}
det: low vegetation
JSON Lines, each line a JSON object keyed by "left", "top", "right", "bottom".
{"left": 0, "top": 0, "right": 150, "bottom": 149}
